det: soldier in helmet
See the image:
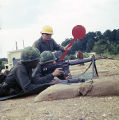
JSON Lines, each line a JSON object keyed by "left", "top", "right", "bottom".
{"left": 33, "top": 51, "right": 85, "bottom": 84}
{"left": 33, "top": 25, "right": 65, "bottom": 53}
{"left": 39, "top": 51, "right": 71, "bottom": 80}
{"left": 38, "top": 51, "right": 63, "bottom": 79}
{"left": 32, "top": 50, "right": 64, "bottom": 84}
{"left": 0, "top": 47, "right": 62, "bottom": 97}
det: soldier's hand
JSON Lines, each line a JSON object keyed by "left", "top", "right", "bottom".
{"left": 52, "top": 68, "right": 63, "bottom": 77}
{"left": 51, "top": 77, "right": 60, "bottom": 84}
{"left": 65, "top": 73, "right": 72, "bottom": 80}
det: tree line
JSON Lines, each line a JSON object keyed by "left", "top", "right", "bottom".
{"left": 61, "top": 29, "right": 119, "bottom": 55}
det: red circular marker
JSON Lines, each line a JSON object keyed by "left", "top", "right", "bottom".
{"left": 72, "top": 25, "right": 86, "bottom": 39}
{"left": 60, "top": 25, "right": 86, "bottom": 62}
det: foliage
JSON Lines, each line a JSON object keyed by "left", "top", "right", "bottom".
{"left": 65, "top": 55, "right": 76, "bottom": 60}
{"left": 1, "top": 58, "right": 8, "bottom": 62}
{"left": 61, "top": 38, "right": 72, "bottom": 47}
{"left": 83, "top": 52, "right": 90, "bottom": 58}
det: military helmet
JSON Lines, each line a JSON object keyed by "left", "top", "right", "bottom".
{"left": 52, "top": 51, "right": 62, "bottom": 61}
{"left": 40, "top": 51, "right": 56, "bottom": 65}
{"left": 21, "top": 46, "right": 40, "bottom": 62}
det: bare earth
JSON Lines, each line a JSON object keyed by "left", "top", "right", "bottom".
{"left": 0, "top": 59, "right": 119, "bottom": 120}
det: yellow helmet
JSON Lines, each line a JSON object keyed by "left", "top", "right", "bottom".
{"left": 41, "top": 25, "right": 53, "bottom": 34}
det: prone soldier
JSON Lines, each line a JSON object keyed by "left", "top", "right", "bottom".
{"left": 37, "top": 51, "right": 85, "bottom": 84}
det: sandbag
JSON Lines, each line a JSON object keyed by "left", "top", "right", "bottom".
{"left": 34, "top": 75, "right": 119, "bottom": 102}
{"left": 86, "top": 75, "right": 119, "bottom": 96}
{"left": 34, "top": 83, "right": 81, "bottom": 102}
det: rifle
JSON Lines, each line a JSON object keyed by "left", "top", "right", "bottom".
{"left": 41, "top": 56, "right": 107, "bottom": 79}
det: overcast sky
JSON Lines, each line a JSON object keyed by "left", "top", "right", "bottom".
{"left": 0, "top": 0, "right": 119, "bottom": 58}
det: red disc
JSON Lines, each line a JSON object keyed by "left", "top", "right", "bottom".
{"left": 72, "top": 25, "right": 86, "bottom": 39}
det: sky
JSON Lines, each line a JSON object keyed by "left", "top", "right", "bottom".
{"left": 0, "top": 0, "right": 119, "bottom": 58}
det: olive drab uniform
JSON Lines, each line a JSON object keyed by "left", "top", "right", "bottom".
{"left": 0, "top": 62, "right": 54, "bottom": 97}
{"left": 33, "top": 37, "right": 65, "bottom": 53}
{"left": 0, "top": 73, "right": 6, "bottom": 84}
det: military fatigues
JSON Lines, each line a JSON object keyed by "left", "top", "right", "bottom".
{"left": 0, "top": 62, "right": 54, "bottom": 97}
{"left": 33, "top": 37, "right": 65, "bottom": 53}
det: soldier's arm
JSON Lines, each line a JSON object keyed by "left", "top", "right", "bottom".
{"left": 33, "top": 40, "right": 39, "bottom": 50}
{"left": 15, "top": 66, "right": 45, "bottom": 92}
{"left": 33, "top": 68, "right": 63, "bottom": 84}
{"left": 32, "top": 73, "right": 54, "bottom": 84}
{"left": 32, "top": 64, "right": 54, "bottom": 84}
{"left": 52, "top": 39, "right": 65, "bottom": 52}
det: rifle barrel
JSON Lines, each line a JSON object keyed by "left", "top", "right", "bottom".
{"left": 69, "top": 58, "right": 93, "bottom": 65}
{"left": 69, "top": 56, "right": 107, "bottom": 66}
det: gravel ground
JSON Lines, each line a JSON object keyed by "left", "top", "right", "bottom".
{"left": 0, "top": 59, "right": 119, "bottom": 120}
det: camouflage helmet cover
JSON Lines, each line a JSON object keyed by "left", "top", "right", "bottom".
{"left": 52, "top": 51, "right": 62, "bottom": 60}
{"left": 40, "top": 51, "right": 57, "bottom": 65}
{"left": 21, "top": 46, "right": 40, "bottom": 62}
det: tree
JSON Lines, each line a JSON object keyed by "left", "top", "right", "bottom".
{"left": 115, "top": 29, "right": 119, "bottom": 43}
{"left": 93, "top": 39, "right": 108, "bottom": 54}
{"left": 61, "top": 38, "right": 72, "bottom": 47}
{"left": 103, "top": 30, "right": 111, "bottom": 40}
{"left": 108, "top": 43, "right": 119, "bottom": 55}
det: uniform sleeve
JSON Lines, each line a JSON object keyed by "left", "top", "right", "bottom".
{"left": 33, "top": 40, "right": 39, "bottom": 49}
{"left": 33, "top": 74, "right": 54, "bottom": 84}
{"left": 52, "top": 39, "right": 65, "bottom": 52}
{"left": 32, "top": 64, "right": 54, "bottom": 84}
{"left": 15, "top": 66, "right": 42, "bottom": 92}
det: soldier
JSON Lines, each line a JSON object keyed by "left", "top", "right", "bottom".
{"left": 0, "top": 47, "right": 62, "bottom": 97}
{"left": 33, "top": 25, "right": 65, "bottom": 53}
{"left": 40, "top": 50, "right": 71, "bottom": 80}
{"left": 37, "top": 51, "right": 85, "bottom": 84}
